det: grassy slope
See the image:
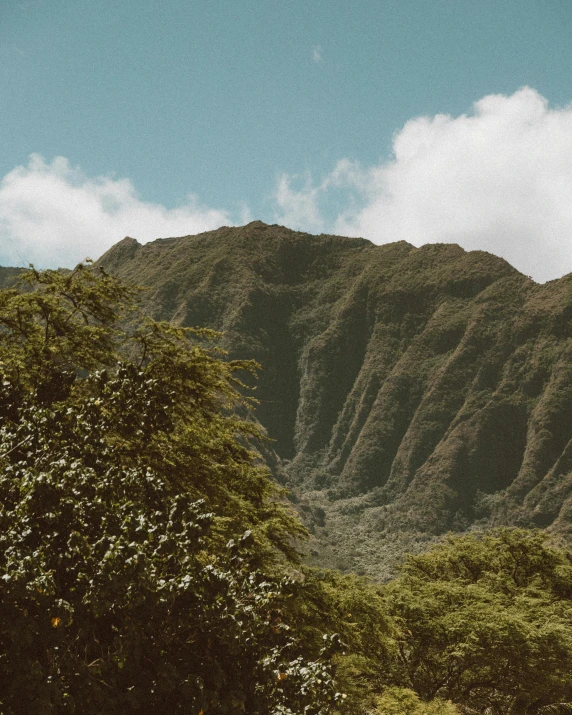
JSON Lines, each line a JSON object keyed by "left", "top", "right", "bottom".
{"left": 98, "top": 222, "right": 572, "bottom": 577}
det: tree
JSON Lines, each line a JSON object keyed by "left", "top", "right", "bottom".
{"left": 286, "top": 568, "right": 391, "bottom": 714}
{"left": 384, "top": 529, "right": 572, "bottom": 714}
{"left": 0, "top": 265, "right": 342, "bottom": 714}
{"left": 0, "top": 264, "right": 302, "bottom": 556}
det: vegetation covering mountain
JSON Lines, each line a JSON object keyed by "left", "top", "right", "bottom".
{"left": 98, "top": 221, "right": 572, "bottom": 576}
{"left": 0, "top": 267, "right": 24, "bottom": 289}
{"left": 4, "top": 266, "right": 572, "bottom": 713}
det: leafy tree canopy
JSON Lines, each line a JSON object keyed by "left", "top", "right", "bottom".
{"left": 0, "top": 265, "right": 342, "bottom": 714}
{"left": 385, "top": 529, "right": 572, "bottom": 714}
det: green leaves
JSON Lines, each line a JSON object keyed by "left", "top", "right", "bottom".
{"left": 371, "top": 687, "right": 459, "bottom": 714}
{"left": 0, "top": 388, "right": 340, "bottom": 712}
{"left": 385, "top": 530, "right": 572, "bottom": 713}
{"left": 0, "top": 263, "right": 134, "bottom": 403}
{"left": 0, "top": 267, "right": 339, "bottom": 714}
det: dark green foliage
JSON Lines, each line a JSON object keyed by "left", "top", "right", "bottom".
{"left": 287, "top": 569, "right": 392, "bottom": 713}
{"left": 0, "top": 395, "right": 337, "bottom": 712}
{"left": 0, "top": 266, "right": 342, "bottom": 714}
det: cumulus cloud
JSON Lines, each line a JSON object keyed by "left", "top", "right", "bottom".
{"left": 0, "top": 155, "right": 233, "bottom": 268}
{"left": 274, "top": 87, "right": 572, "bottom": 283}
{"left": 274, "top": 160, "right": 368, "bottom": 234}
{"left": 5, "top": 88, "right": 572, "bottom": 282}
{"left": 275, "top": 173, "right": 324, "bottom": 232}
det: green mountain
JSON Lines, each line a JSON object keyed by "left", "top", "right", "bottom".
{"left": 0, "top": 267, "right": 25, "bottom": 289}
{"left": 96, "top": 221, "right": 572, "bottom": 577}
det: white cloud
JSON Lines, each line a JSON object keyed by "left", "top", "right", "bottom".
{"left": 5, "top": 88, "right": 572, "bottom": 282}
{"left": 274, "top": 87, "right": 572, "bottom": 283}
{"left": 312, "top": 45, "right": 323, "bottom": 63}
{"left": 275, "top": 173, "right": 325, "bottom": 233}
{"left": 0, "top": 155, "right": 233, "bottom": 268}
{"left": 274, "top": 159, "right": 368, "bottom": 233}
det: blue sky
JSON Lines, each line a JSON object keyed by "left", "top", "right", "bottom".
{"left": 2, "top": 0, "right": 572, "bottom": 280}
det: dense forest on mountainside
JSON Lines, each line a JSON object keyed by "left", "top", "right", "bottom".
{"left": 0, "top": 267, "right": 24, "bottom": 289}
{"left": 96, "top": 221, "right": 572, "bottom": 577}
{"left": 3, "top": 265, "right": 572, "bottom": 714}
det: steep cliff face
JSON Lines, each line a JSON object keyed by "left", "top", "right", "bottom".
{"left": 98, "top": 222, "right": 572, "bottom": 576}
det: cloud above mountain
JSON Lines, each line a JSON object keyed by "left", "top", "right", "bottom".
{"left": 0, "top": 155, "right": 233, "bottom": 268}
{"left": 275, "top": 87, "right": 572, "bottom": 282}
{"left": 2, "top": 88, "right": 572, "bottom": 281}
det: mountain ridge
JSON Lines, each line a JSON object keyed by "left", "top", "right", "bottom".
{"left": 95, "top": 221, "right": 571, "bottom": 577}
{"left": 6, "top": 222, "right": 572, "bottom": 577}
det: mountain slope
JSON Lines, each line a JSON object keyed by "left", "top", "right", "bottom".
{"left": 98, "top": 222, "right": 572, "bottom": 576}
{"left": 0, "top": 267, "right": 24, "bottom": 289}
